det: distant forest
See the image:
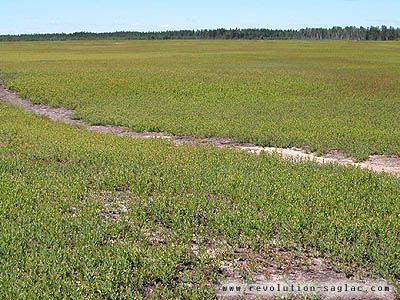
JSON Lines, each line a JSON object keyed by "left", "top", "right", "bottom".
{"left": 1, "top": 26, "right": 400, "bottom": 41}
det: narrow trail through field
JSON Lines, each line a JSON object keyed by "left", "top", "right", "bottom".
{"left": 1, "top": 85, "right": 400, "bottom": 177}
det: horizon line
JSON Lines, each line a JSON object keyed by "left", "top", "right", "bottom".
{"left": 1, "top": 25, "right": 399, "bottom": 36}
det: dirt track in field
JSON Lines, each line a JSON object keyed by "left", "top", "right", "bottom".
{"left": 1, "top": 85, "right": 400, "bottom": 177}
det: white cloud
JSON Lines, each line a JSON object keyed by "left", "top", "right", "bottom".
{"left": 161, "top": 24, "right": 174, "bottom": 29}
{"left": 49, "top": 20, "right": 61, "bottom": 25}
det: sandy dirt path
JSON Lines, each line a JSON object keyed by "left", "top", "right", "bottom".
{"left": 1, "top": 85, "right": 400, "bottom": 177}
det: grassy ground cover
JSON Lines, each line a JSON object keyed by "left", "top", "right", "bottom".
{"left": 0, "top": 102, "right": 399, "bottom": 299}
{"left": 1, "top": 40, "right": 400, "bottom": 160}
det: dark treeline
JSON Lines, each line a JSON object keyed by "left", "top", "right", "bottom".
{"left": 1, "top": 26, "right": 400, "bottom": 41}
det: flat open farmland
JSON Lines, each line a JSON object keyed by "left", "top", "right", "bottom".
{"left": 1, "top": 40, "right": 400, "bottom": 299}
{"left": 1, "top": 40, "right": 400, "bottom": 160}
{"left": 0, "top": 102, "right": 400, "bottom": 299}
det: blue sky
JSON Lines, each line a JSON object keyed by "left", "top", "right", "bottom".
{"left": 1, "top": 0, "right": 399, "bottom": 34}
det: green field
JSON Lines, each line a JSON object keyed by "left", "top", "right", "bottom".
{"left": 1, "top": 101, "right": 400, "bottom": 299}
{"left": 1, "top": 40, "right": 400, "bottom": 160}
{"left": 1, "top": 40, "right": 400, "bottom": 299}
